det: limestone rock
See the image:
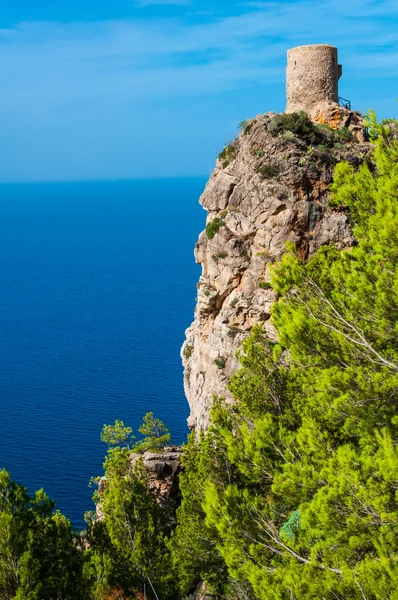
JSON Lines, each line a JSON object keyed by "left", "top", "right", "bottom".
{"left": 96, "top": 446, "right": 182, "bottom": 519}
{"left": 129, "top": 446, "right": 183, "bottom": 509}
{"left": 182, "top": 110, "right": 371, "bottom": 431}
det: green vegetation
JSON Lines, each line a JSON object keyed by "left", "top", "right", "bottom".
{"left": 270, "top": 110, "right": 356, "bottom": 149}
{"left": 214, "top": 358, "right": 226, "bottom": 370}
{"left": 227, "top": 326, "right": 241, "bottom": 338}
{"left": 258, "top": 281, "right": 272, "bottom": 289}
{"left": 183, "top": 344, "right": 194, "bottom": 360}
{"left": 239, "top": 120, "right": 254, "bottom": 135}
{"left": 86, "top": 413, "right": 176, "bottom": 599}
{"left": 218, "top": 143, "right": 237, "bottom": 168}
{"left": 206, "top": 216, "right": 225, "bottom": 239}
{"left": 133, "top": 412, "right": 171, "bottom": 452}
{"left": 255, "top": 160, "right": 281, "bottom": 179}
{"left": 212, "top": 251, "right": 228, "bottom": 262}
{"left": 270, "top": 110, "right": 322, "bottom": 145}
{"left": 0, "top": 469, "right": 87, "bottom": 600}
{"left": 100, "top": 419, "right": 135, "bottom": 450}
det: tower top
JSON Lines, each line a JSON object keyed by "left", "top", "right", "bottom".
{"left": 286, "top": 44, "right": 342, "bottom": 115}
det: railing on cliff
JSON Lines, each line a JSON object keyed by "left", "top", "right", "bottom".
{"left": 339, "top": 96, "right": 351, "bottom": 110}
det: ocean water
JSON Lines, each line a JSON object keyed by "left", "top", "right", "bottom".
{"left": 0, "top": 178, "right": 205, "bottom": 528}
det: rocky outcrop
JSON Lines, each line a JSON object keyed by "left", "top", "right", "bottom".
{"left": 129, "top": 446, "right": 182, "bottom": 509}
{"left": 96, "top": 446, "right": 182, "bottom": 519}
{"left": 182, "top": 110, "right": 370, "bottom": 431}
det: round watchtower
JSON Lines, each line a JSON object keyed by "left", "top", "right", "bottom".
{"left": 286, "top": 44, "right": 342, "bottom": 114}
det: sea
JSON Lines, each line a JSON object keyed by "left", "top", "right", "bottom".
{"left": 0, "top": 178, "right": 206, "bottom": 529}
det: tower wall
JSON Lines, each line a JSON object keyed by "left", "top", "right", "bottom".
{"left": 286, "top": 44, "right": 342, "bottom": 114}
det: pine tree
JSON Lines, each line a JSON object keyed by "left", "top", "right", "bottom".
{"left": 134, "top": 412, "right": 171, "bottom": 452}
{"left": 0, "top": 469, "right": 87, "bottom": 600}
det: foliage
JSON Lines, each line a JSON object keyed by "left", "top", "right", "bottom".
{"left": 212, "top": 251, "right": 228, "bottom": 262}
{"left": 133, "top": 412, "right": 171, "bottom": 452}
{"left": 101, "top": 420, "right": 135, "bottom": 450}
{"left": 258, "top": 281, "right": 272, "bottom": 289}
{"left": 206, "top": 216, "right": 226, "bottom": 239}
{"left": 239, "top": 120, "right": 254, "bottom": 135}
{"left": 183, "top": 344, "right": 194, "bottom": 360}
{"left": 270, "top": 111, "right": 323, "bottom": 145}
{"left": 170, "top": 431, "right": 230, "bottom": 596}
{"left": 270, "top": 111, "right": 355, "bottom": 149}
{"left": 218, "top": 143, "right": 237, "bottom": 168}
{"left": 86, "top": 412, "right": 175, "bottom": 599}
{"left": 0, "top": 469, "right": 87, "bottom": 600}
{"left": 86, "top": 450, "right": 177, "bottom": 599}
{"left": 255, "top": 161, "right": 281, "bottom": 179}
{"left": 214, "top": 358, "right": 226, "bottom": 369}
{"left": 101, "top": 413, "right": 170, "bottom": 457}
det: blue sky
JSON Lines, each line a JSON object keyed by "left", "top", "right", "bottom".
{"left": 1, "top": 0, "right": 397, "bottom": 182}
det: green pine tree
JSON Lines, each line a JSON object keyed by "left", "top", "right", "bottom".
{"left": 134, "top": 412, "right": 171, "bottom": 453}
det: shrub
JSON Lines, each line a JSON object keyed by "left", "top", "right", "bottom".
{"left": 183, "top": 345, "right": 194, "bottom": 360}
{"left": 227, "top": 326, "right": 241, "bottom": 338}
{"left": 206, "top": 217, "right": 225, "bottom": 239}
{"left": 255, "top": 161, "right": 281, "bottom": 179}
{"left": 212, "top": 251, "right": 228, "bottom": 263}
{"left": 214, "top": 358, "right": 226, "bottom": 369}
{"left": 270, "top": 111, "right": 322, "bottom": 145}
{"left": 270, "top": 112, "right": 354, "bottom": 149}
{"left": 335, "top": 126, "right": 354, "bottom": 141}
{"left": 258, "top": 281, "right": 272, "bottom": 290}
{"left": 218, "top": 143, "right": 237, "bottom": 168}
{"left": 238, "top": 120, "right": 253, "bottom": 135}
{"left": 204, "top": 289, "right": 211, "bottom": 297}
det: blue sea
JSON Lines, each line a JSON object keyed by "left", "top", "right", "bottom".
{"left": 0, "top": 178, "right": 205, "bottom": 529}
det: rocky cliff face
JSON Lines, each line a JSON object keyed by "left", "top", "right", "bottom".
{"left": 182, "top": 106, "right": 370, "bottom": 431}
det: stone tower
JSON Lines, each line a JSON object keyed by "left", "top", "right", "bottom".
{"left": 286, "top": 44, "right": 342, "bottom": 115}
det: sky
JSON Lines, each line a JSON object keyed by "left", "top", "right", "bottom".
{"left": 0, "top": 0, "right": 397, "bottom": 182}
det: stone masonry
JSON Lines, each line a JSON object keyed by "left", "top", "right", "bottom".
{"left": 286, "top": 44, "right": 342, "bottom": 116}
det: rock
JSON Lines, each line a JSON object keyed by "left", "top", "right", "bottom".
{"left": 96, "top": 446, "right": 183, "bottom": 519}
{"left": 182, "top": 110, "right": 371, "bottom": 431}
{"left": 129, "top": 446, "right": 183, "bottom": 509}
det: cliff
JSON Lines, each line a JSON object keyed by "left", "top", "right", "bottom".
{"left": 182, "top": 107, "right": 370, "bottom": 431}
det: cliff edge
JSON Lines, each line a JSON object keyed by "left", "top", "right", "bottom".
{"left": 182, "top": 106, "right": 370, "bottom": 431}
